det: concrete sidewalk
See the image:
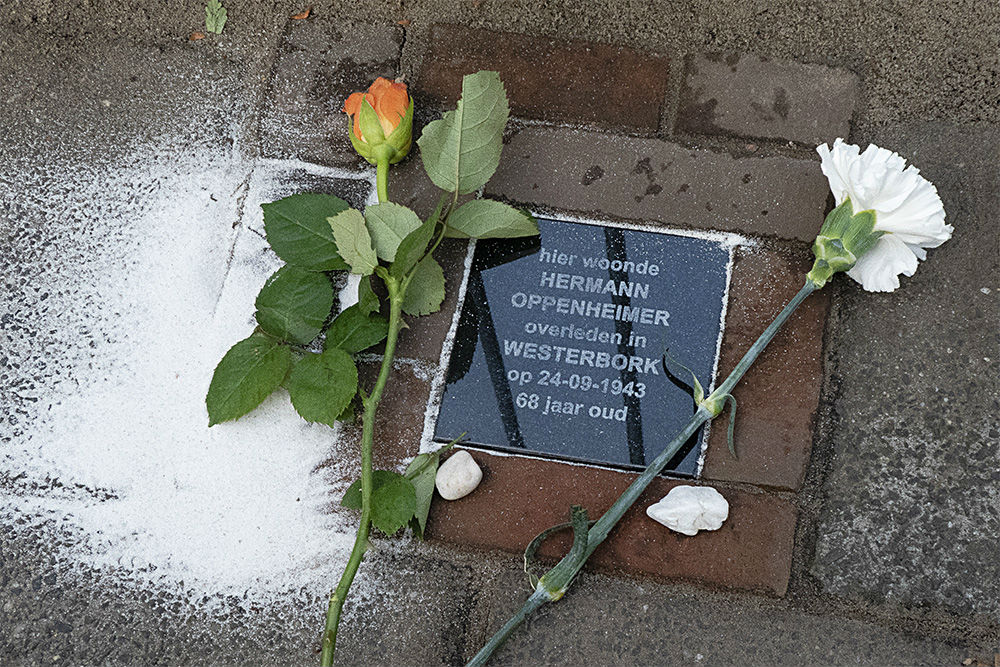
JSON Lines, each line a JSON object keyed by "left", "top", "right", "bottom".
{"left": 2, "top": 1, "right": 998, "bottom": 665}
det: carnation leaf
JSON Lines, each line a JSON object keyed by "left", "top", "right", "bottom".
{"left": 417, "top": 70, "right": 509, "bottom": 195}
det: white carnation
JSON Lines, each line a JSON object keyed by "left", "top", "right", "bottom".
{"left": 817, "top": 138, "right": 952, "bottom": 292}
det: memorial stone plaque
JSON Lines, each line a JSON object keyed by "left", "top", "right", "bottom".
{"left": 434, "top": 218, "right": 731, "bottom": 475}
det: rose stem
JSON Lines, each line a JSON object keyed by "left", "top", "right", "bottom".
{"left": 376, "top": 158, "right": 389, "bottom": 204}
{"left": 321, "top": 280, "right": 405, "bottom": 666}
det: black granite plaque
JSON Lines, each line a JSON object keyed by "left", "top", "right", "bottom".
{"left": 434, "top": 218, "right": 730, "bottom": 475}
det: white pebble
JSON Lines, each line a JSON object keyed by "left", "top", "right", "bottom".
{"left": 646, "top": 486, "right": 729, "bottom": 536}
{"left": 435, "top": 450, "right": 483, "bottom": 500}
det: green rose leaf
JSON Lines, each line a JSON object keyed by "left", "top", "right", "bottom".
{"left": 371, "top": 475, "right": 418, "bottom": 535}
{"left": 286, "top": 347, "right": 358, "bottom": 427}
{"left": 357, "top": 274, "right": 381, "bottom": 316}
{"left": 328, "top": 208, "right": 378, "bottom": 276}
{"left": 262, "top": 194, "right": 350, "bottom": 272}
{"left": 365, "top": 202, "right": 423, "bottom": 261}
{"left": 341, "top": 470, "right": 397, "bottom": 510}
{"left": 402, "top": 256, "right": 445, "bottom": 316}
{"left": 255, "top": 265, "right": 334, "bottom": 345}
{"left": 340, "top": 470, "right": 417, "bottom": 536}
{"left": 324, "top": 304, "right": 389, "bottom": 355}
{"left": 337, "top": 400, "right": 356, "bottom": 424}
{"left": 445, "top": 199, "right": 539, "bottom": 239}
{"left": 390, "top": 214, "right": 436, "bottom": 280}
{"left": 404, "top": 451, "right": 442, "bottom": 539}
{"left": 418, "top": 70, "right": 510, "bottom": 195}
{"left": 206, "top": 333, "right": 292, "bottom": 426}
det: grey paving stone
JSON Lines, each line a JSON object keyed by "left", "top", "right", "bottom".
{"left": 261, "top": 17, "right": 404, "bottom": 167}
{"left": 676, "top": 52, "right": 858, "bottom": 146}
{"left": 486, "top": 127, "right": 829, "bottom": 242}
{"left": 0, "top": 33, "right": 262, "bottom": 446}
{"left": 0, "top": 523, "right": 475, "bottom": 667}
{"left": 242, "top": 160, "right": 374, "bottom": 236}
{"left": 812, "top": 124, "right": 1000, "bottom": 620}
{"left": 467, "top": 565, "right": 972, "bottom": 666}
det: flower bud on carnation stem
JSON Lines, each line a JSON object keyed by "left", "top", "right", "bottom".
{"left": 806, "top": 198, "right": 882, "bottom": 288}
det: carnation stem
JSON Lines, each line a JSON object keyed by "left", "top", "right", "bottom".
{"left": 467, "top": 590, "right": 548, "bottom": 667}
{"left": 321, "top": 278, "right": 406, "bottom": 666}
{"left": 467, "top": 278, "right": 819, "bottom": 666}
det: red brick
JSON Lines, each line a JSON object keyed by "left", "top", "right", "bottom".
{"left": 701, "top": 245, "right": 829, "bottom": 491}
{"left": 417, "top": 24, "right": 670, "bottom": 132}
{"left": 428, "top": 449, "right": 797, "bottom": 595}
{"left": 676, "top": 52, "right": 858, "bottom": 146}
{"left": 487, "top": 127, "right": 830, "bottom": 243}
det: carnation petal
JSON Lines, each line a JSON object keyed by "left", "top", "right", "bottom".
{"left": 847, "top": 234, "right": 919, "bottom": 292}
{"left": 818, "top": 139, "right": 856, "bottom": 205}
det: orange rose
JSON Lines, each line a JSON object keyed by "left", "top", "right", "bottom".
{"left": 342, "top": 77, "right": 413, "bottom": 166}
{"left": 344, "top": 77, "right": 409, "bottom": 140}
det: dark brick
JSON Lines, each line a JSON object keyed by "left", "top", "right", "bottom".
{"left": 324, "top": 362, "right": 430, "bottom": 485}
{"left": 394, "top": 238, "right": 470, "bottom": 363}
{"left": 676, "top": 52, "right": 858, "bottom": 146}
{"left": 701, "top": 245, "right": 829, "bottom": 491}
{"left": 487, "top": 127, "right": 829, "bottom": 242}
{"left": 428, "top": 450, "right": 797, "bottom": 595}
{"left": 417, "top": 24, "right": 671, "bottom": 132}
{"left": 261, "top": 18, "right": 403, "bottom": 167}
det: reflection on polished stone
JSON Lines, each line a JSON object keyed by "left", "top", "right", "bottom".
{"left": 435, "top": 218, "right": 730, "bottom": 475}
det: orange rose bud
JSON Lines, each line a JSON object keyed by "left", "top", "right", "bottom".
{"left": 342, "top": 77, "right": 413, "bottom": 165}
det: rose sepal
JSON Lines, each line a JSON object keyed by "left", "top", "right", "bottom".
{"left": 384, "top": 98, "right": 414, "bottom": 164}
{"left": 347, "top": 121, "right": 377, "bottom": 164}
{"left": 357, "top": 98, "right": 387, "bottom": 146}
